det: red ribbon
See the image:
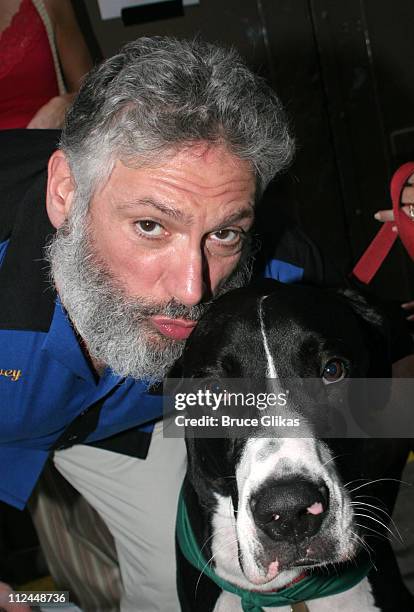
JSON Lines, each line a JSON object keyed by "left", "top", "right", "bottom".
{"left": 352, "top": 162, "right": 414, "bottom": 284}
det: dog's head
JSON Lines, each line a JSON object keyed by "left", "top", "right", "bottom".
{"left": 175, "top": 280, "right": 408, "bottom": 589}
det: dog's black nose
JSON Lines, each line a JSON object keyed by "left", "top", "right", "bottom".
{"left": 250, "top": 479, "right": 328, "bottom": 542}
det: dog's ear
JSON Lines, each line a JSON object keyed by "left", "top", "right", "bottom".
{"left": 338, "top": 288, "right": 386, "bottom": 329}
{"left": 337, "top": 287, "right": 392, "bottom": 378}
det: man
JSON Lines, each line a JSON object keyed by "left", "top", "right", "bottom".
{"left": 0, "top": 37, "right": 351, "bottom": 610}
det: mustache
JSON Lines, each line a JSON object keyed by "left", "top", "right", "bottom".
{"left": 127, "top": 298, "right": 210, "bottom": 322}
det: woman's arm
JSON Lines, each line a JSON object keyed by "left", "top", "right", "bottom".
{"left": 27, "top": 0, "right": 93, "bottom": 129}
{"left": 46, "top": 0, "right": 93, "bottom": 93}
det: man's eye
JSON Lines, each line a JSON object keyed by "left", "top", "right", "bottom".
{"left": 136, "top": 220, "right": 164, "bottom": 236}
{"left": 210, "top": 229, "right": 240, "bottom": 243}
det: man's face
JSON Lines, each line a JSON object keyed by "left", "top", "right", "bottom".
{"left": 47, "top": 143, "right": 256, "bottom": 381}
{"left": 88, "top": 143, "right": 255, "bottom": 332}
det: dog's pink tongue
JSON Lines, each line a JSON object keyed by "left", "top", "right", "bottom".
{"left": 266, "top": 560, "right": 280, "bottom": 581}
{"left": 306, "top": 501, "right": 324, "bottom": 515}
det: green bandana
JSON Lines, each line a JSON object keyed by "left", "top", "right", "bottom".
{"left": 176, "top": 491, "right": 373, "bottom": 611}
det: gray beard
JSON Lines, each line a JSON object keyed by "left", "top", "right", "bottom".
{"left": 45, "top": 203, "right": 252, "bottom": 382}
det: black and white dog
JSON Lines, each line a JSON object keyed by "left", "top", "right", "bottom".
{"left": 174, "top": 280, "right": 414, "bottom": 611}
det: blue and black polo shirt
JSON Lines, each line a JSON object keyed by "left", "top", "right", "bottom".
{"left": 0, "top": 130, "right": 328, "bottom": 510}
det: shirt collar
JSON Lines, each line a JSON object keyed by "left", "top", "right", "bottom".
{"left": 41, "top": 299, "right": 99, "bottom": 384}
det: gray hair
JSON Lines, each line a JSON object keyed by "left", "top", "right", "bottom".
{"left": 61, "top": 36, "right": 294, "bottom": 204}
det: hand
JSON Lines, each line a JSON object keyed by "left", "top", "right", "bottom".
{"left": 26, "top": 93, "right": 75, "bottom": 129}
{"left": 374, "top": 172, "right": 414, "bottom": 224}
{"left": 0, "top": 582, "right": 32, "bottom": 611}
{"left": 401, "top": 300, "right": 414, "bottom": 322}
{"left": 374, "top": 172, "right": 414, "bottom": 319}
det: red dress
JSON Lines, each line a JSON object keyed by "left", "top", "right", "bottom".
{"left": 0, "top": 0, "right": 60, "bottom": 129}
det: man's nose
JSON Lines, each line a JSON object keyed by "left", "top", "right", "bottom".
{"left": 166, "top": 249, "right": 209, "bottom": 307}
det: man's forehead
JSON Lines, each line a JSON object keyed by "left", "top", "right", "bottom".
{"left": 98, "top": 144, "right": 255, "bottom": 206}
{"left": 118, "top": 141, "right": 255, "bottom": 181}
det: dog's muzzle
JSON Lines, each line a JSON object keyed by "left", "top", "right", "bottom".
{"left": 250, "top": 477, "right": 329, "bottom": 544}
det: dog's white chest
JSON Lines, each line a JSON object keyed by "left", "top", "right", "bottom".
{"left": 212, "top": 578, "right": 381, "bottom": 611}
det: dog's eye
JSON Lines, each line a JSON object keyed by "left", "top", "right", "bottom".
{"left": 322, "top": 359, "right": 347, "bottom": 384}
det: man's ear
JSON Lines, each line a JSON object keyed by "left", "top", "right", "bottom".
{"left": 46, "top": 150, "right": 75, "bottom": 229}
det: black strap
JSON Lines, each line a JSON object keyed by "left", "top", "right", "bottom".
{"left": 52, "top": 381, "right": 152, "bottom": 460}
{"left": 0, "top": 131, "right": 60, "bottom": 331}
